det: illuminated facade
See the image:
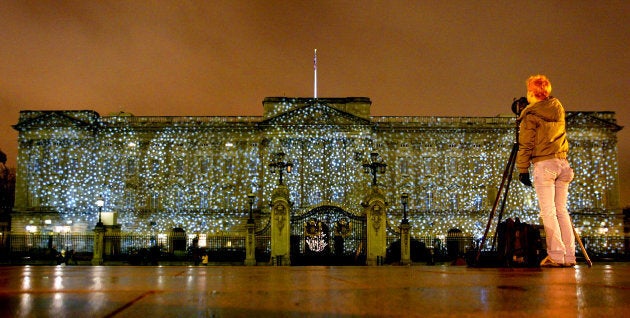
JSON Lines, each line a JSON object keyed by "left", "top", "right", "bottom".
{"left": 11, "top": 97, "right": 623, "bottom": 243}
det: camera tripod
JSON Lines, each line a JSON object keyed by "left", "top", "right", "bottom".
{"left": 474, "top": 121, "right": 592, "bottom": 267}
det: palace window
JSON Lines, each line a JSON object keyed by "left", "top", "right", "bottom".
{"left": 175, "top": 159, "right": 184, "bottom": 175}
{"left": 594, "top": 191, "right": 602, "bottom": 209}
{"left": 399, "top": 157, "right": 409, "bottom": 175}
{"left": 124, "top": 191, "right": 135, "bottom": 209}
{"left": 199, "top": 191, "right": 209, "bottom": 209}
{"left": 450, "top": 194, "right": 459, "bottom": 211}
{"left": 425, "top": 191, "right": 433, "bottom": 210}
{"left": 200, "top": 157, "right": 210, "bottom": 174}
{"left": 126, "top": 158, "right": 136, "bottom": 175}
{"left": 474, "top": 195, "right": 483, "bottom": 211}
{"left": 150, "top": 192, "right": 160, "bottom": 210}
{"left": 151, "top": 159, "right": 159, "bottom": 174}
{"left": 225, "top": 158, "right": 234, "bottom": 174}
{"left": 423, "top": 157, "right": 433, "bottom": 176}
{"left": 175, "top": 188, "right": 185, "bottom": 209}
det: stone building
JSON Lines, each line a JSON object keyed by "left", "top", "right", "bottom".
{"left": 0, "top": 149, "right": 16, "bottom": 233}
{"left": 10, "top": 97, "right": 624, "bottom": 260}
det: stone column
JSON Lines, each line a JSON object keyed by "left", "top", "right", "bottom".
{"left": 363, "top": 186, "right": 387, "bottom": 266}
{"left": 245, "top": 222, "right": 256, "bottom": 266}
{"left": 92, "top": 224, "right": 105, "bottom": 265}
{"left": 270, "top": 186, "right": 291, "bottom": 266}
{"left": 400, "top": 222, "right": 411, "bottom": 265}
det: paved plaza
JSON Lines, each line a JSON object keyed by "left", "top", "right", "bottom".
{"left": 0, "top": 263, "right": 629, "bottom": 317}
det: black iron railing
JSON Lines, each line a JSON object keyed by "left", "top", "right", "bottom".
{"left": 1, "top": 232, "right": 627, "bottom": 265}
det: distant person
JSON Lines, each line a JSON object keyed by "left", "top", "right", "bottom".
{"left": 56, "top": 248, "right": 65, "bottom": 265}
{"left": 202, "top": 253, "right": 208, "bottom": 266}
{"left": 67, "top": 249, "right": 77, "bottom": 265}
{"left": 516, "top": 75, "right": 576, "bottom": 267}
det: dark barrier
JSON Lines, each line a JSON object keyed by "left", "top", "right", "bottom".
{"left": 1, "top": 232, "right": 628, "bottom": 264}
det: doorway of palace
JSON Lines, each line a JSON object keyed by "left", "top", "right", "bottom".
{"left": 290, "top": 205, "right": 367, "bottom": 265}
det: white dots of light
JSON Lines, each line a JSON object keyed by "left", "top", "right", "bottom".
{"left": 15, "top": 109, "right": 623, "bottom": 242}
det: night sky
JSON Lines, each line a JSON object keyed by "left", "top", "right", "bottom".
{"left": 1, "top": 1, "right": 628, "bottom": 206}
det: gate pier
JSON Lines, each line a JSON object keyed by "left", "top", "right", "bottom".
{"left": 271, "top": 186, "right": 291, "bottom": 265}
{"left": 363, "top": 186, "right": 387, "bottom": 266}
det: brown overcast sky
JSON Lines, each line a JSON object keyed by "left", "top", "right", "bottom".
{"left": 1, "top": 1, "right": 628, "bottom": 206}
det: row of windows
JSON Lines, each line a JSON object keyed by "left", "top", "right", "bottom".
{"left": 118, "top": 194, "right": 476, "bottom": 212}
{"left": 117, "top": 156, "right": 489, "bottom": 177}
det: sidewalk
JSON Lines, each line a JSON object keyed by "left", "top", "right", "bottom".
{"left": 1, "top": 263, "right": 628, "bottom": 317}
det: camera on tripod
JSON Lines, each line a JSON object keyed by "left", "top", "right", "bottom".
{"left": 511, "top": 97, "right": 528, "bottom": 116}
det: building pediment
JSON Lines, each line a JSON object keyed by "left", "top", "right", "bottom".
{"left": 13, "top": 110, "right": 101, "bottom": 131}
{"left": 260, "top": 100, "right": 372, "bottom": 128}
{"left": 566, "top": 111, "right": 623, "bottom": 132}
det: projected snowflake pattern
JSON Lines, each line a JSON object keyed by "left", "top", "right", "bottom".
{"left": 12, "top": 104, "right": 623, "bottom": 240}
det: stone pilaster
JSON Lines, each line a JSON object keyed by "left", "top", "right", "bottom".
{"left": 363, "top": 186, "right": 387, "bottom": 266}
{"left": 92, "top": 224, "right": 105, "bottom": 265}
{"left": 271, "top": 186, "right": 291, "bottom": 265}
{"left": 245, "top": 222, "right": 256, "bottom": 266}
{"left": 103, "top": 224, "right": 121, "bottom": 258}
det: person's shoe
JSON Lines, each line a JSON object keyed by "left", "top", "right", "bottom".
{"left": 540, "top": 256, "right": 561, "bottom": 267}
{"left": 563, "top": 262, "right": 577, "bottom": 267}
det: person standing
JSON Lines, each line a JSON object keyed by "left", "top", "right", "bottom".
{"left": 516, "top": 75, "right": 576, "bottom": 267}
{"left": 201, "top": 253, "right": 208, "bottom": 266}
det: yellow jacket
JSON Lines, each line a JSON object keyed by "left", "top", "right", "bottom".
{"left": 516, "top": 97, "right": 569, "bottom": 173}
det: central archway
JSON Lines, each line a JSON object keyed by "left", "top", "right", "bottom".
{"left": 290, "top": 206, "right": 367, "bottom": 265}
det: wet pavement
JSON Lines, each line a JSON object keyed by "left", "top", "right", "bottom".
{"left": 0, "top": 263, "right": 629, "bottom": 317}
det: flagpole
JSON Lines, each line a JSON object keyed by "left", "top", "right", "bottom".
{"left": 314, "top": 49, "right": 317, "bottom": 99}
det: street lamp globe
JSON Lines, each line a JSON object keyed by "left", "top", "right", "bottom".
{"left": 96, "top": 196, "right": 104, "bottom": 208}
{"left": 95, "top": 195, "right": 104, "bottom": 227}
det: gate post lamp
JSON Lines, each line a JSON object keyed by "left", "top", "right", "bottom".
{"left": 247, "top": 193, "right": 255, "bottom": 224}
{"left": 92, "top": 196, "right": 106, "bottom": 265}
{"left": 95, "top": 195, "right": 105, "bottom": 227}
{"left": 401, "top": 193, "right": 409, "bottom": 224}
{"left": 269, "top": 152, "right": 293, "bottom": 185}
{"left": 362, "top": 152, "right": 387, "bottom": 186}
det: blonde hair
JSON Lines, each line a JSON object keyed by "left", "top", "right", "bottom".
{"left": 526, "top": 75, "right": 552, "bottom": 100}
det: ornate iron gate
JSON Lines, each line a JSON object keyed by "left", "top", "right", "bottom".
{"left": 291, "top": 206, "right": 366, "bottom": 265}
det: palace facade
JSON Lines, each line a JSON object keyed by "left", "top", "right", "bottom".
{"left": 11, "top": 97, "right": 623, "bottom": 249}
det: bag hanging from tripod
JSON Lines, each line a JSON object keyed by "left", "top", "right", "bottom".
{"left": 496, "top": 217, "right": 545, "bottom": 267}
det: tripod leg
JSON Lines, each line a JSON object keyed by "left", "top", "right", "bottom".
{"left": 571, "top": 222, "right": 593, "bottom": 267}
{"left": 476, "top": 142, "right": 519, "bottom": 263}
{"left": 491, "top": 152, "right": 516, "bottom": 251}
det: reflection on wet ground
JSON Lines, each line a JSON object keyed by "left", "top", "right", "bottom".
{"left": 0, "top": 264, "right": 629, "bottom": 317}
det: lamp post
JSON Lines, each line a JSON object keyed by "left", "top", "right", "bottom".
{"left": 95, "top": 195, "right": 104, "bottom": 227}
{"left": 362, "top": 152, "right": 387, "bottom": 186}
{"left": 269, "top": 152, "right": 293, "bottom": 185}
{"left": 401, "top": 193, "right": 409, "bottom": 224}
{"left": 400, "top": 192, "right": 411, "bottom": 265}
{"left": 247, "top": 193, "right": 255, "bottom": 224}
{"left": 245, "top": 192, "right": 257, "bottom": 265}
{"left": 92, "top": 195, "right": 105, "bottom": 265}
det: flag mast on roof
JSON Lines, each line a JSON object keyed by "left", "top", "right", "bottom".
{"left": 314, "top": 49, "right": 318, "bottom": 99}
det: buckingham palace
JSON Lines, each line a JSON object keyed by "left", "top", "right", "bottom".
{"left": 9, "top": 97, "right": 625, "bottom": 264}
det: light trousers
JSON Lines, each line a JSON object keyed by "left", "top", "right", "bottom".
{"left": 533, "top": 158, "right": 576, "bottom": 263}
